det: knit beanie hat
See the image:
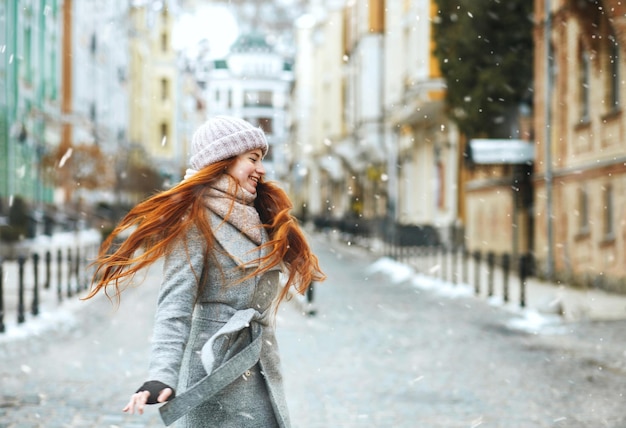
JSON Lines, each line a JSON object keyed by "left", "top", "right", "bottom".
{"left": 189, "top": 116, "right": 268, "bottom": 172}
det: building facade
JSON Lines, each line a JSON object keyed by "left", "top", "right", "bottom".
{"left": 203, "top": 33, "right": 294, "bottom": 184}
{"left": 0, "top": 0, "right": 61, "bottom": 207}
{"left": 534, "top": 0, "right": 626, "bottom": 291}
{"left": 291, "top": 0, "right": 461, "bottom": 246}
{"left": 128, "top": 1, "right": 181, "bottom": 183}
{"left": 292, "top": 2, "right": 346, "bottom": 221}
{"left": 383, "top": 0, "right": 460, "bottom": 246}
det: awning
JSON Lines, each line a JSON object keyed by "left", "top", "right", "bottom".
{"left": 469, "top": 139, "right": 535, "bottom": 164}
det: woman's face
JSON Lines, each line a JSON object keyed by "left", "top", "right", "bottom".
{"left": 226, "top": 149, "right": 266, "bottom": 194}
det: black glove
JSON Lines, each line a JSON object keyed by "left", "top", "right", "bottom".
{"left": 135, "top": 380, "right": 176, "bottom": 404}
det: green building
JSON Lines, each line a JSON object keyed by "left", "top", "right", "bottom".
{"left": 1, "top": 0, "right": 59, "bottom": 211}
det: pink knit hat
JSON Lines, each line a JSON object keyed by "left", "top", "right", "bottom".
{"left": 189, "top": 116, "right": 268, "bottom": 171}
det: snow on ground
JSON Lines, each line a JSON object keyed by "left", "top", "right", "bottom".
{"left": 0, "top": 303, "right": 80, "bottom": 345}
{"left": 1, "top": 249, "right": 570, "bottom": 346}
{"left": 367, "top": 257, "right": 566, "bottom": 336}
{"left": 0, "top": 229, "right": 101, "bottom": 346}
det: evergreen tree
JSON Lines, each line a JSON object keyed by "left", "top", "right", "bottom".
{"left": 433, "top": 0, "right": 534, "bottom": 139}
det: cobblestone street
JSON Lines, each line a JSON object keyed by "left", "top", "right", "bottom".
{"left": 1, "top": 234, "right": 625, "bottom": 427}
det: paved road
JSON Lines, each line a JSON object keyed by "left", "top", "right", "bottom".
{"left": 1, "top": 234, "right": 625, "bottom": 427}
{"left": 278, "top": 235, "right": 626, "bottom": 428}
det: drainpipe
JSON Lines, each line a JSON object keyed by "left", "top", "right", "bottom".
{"left": 544, "top": 0, "right": 554, "bottom": 279}
{"left": 36, "top": 0, "right": 46, "bottom": 207}
{"left": 6, "top": 0, "right": 18, "bottom": 198}
{"left": 61, "top": 0, "right": 73, "bottom": 203}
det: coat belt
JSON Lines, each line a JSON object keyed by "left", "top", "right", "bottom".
{"left": 158, "top": 306, "right": 264, "bottom": 426}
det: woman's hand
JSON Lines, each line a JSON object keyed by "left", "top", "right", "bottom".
{"left": 123, "top": 380, "right": 174, "bottom": 414}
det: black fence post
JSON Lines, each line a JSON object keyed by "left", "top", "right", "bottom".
{"left": 461, "top": 247, "right": 469, "bottom": 284}
{"left": 473, "top": 251, "right": 481, "bottom": 295}
{"left": 57, "top": 248, "right": 63, "bottom": 303}
{"left": 519, "top": 254, "right": 529, "bottom": 308}
{"left": 438, "top": 245, "right": 444, "bottom": 281}
{"left": 428, "top": 246, "right": 433, "bottom": 275}
{"left": 444, "top": 245, "right": 450, "bottom": 282}
{"left": 17, "top": 255, "right": 26, "bottom": 324}
{"left": 45, "top": 250, "right": 51, "bottom": 289}
{"left": 415, "top": 246, "right": 423, "bottom": 273}
{"left": 67, "top": 248, "right": 73, "bottom": 298}
{"left": 75, "top": 246, "right": 81, "bottom": 294}
{"left": 502, "top": 253, "right": 510, "bottom": 303}
{"left": 487, "top": 252, "right": 495, "bottom": 297}
{"left": 0, "top": 260, "right": 4, "bottom": 333}
{"left": 32, "top": 253, "right": 40, "bottom": 316}
{"left": 451, "top": 246, "right": 458, "bottom": 285}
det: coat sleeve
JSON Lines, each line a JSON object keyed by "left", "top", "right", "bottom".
{"left": 147, "top": 226, "right": 207, "bottom": 389}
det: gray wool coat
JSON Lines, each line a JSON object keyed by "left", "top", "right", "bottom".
{"left": 147, "top": 210, "right": 290, "bottom": 428}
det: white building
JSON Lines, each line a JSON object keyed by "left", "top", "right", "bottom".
{"left": 72, "top": 0, "right": 130, "bottom": 155}
{"left": 291, "top": 2, "right": 346, "bottom": 221}
{"left": 203, "top": 33, "right": 294, "bottom": 183}
{"left": 383, "top": 0, "right": 460, "bottom": 245}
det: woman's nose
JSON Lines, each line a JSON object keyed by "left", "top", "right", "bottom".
{"left": 257, "top": 161, "right": 266, "bottom": 175}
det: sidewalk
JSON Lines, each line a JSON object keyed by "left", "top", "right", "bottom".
{"left": 325, "top": 231, "right": 626, "bottom": 324}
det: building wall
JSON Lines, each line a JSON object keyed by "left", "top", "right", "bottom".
{"left": 291, "top": 5, "right": 346, "bottom": 220}
{"left": 465, "top": 178, "right": 515, "bottom": 255}
{"left": 0, "top": 0, "right": 60, "bottom": 206}
{"left": 533, "top": 0, "right": 626, "bottom": 291}
{"left": 385, "top": 0, "right": 459, "bottom": 245}
{"left": 128, "top": 3, "right": 179, "bottom": 177}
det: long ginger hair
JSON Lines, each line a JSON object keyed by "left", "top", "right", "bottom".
{"left": 85, "top": 157, "right": 325, "bottom": 305}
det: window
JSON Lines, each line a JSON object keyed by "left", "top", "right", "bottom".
{"left": 89, "top": 103, "right": 97, "bottom": 121}
{"left": 579, "top": 47, "right": 591, "bottom": 121}
{"left": 258, "top": 118, "right": 273, "bottom": 134}
{"left": 603, "top": 185, "right": 614, "bottom": 237}
{"left": 161, "top": 32, "right": 168, "bottom": 53}
{"left": 244, "top": 90, "right": 273, "bottom": 107}
{"left": 90, "top": 33, "right": 97, "bottom": 55}
{"left": 160, "top": 122, "right": 169, "bottom": 146}
{"left": 258, "top": 91, "right": 273, "bottom": 106}
{"left": 606, "top": 36, "right": 620, "bottom": 111}
{"left": 24, "top": 26, "right": 32, "bottom": 84}
{"left": 578, "top": 187, "right": 589, "bottom": 233}
{"left": 161, "top": 78, "right": 168, "bottom": 101}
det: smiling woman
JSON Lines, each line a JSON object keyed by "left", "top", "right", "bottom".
{"left": 172, "top": 4, "right": 239, "bottom": 57}
{"left": 226, "top": 149, "right": 266, "bottom": 195}
{"left": 84, "top": 115, "right": 325, "bottom": 427}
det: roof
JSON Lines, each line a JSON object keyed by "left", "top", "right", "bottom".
{"left": 230, "top": 33, "right": 273, "bottom": 53}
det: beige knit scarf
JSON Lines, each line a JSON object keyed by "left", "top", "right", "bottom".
{"left": 202, "top": 175, "right": 264, "bottom": 245}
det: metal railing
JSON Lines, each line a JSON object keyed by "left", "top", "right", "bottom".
{"left": 387, "top": 244, "right": 533, "bottom": 308}
{"left": 0, "top": 230, "right": 101, "bottom": 333}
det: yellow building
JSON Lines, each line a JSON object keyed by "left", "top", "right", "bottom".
{"left": 128, "top": 2, "right": 179, "bottom": 180}
{"left": 534, "top": 0, "right": 626, "bottom": 292}
{"left": 292, "top": 5, "right": 347, "bottom": 222}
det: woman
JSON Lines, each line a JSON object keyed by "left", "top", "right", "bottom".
{"left": 85, "top": 116, "right": 326, "bottom": 427}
